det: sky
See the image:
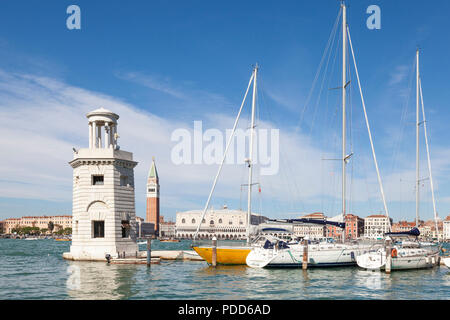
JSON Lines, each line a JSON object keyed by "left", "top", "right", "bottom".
{"left": 1, "top": 0, "right": 450, "bottom": 223}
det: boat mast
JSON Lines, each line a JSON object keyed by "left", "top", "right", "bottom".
{"left": 341, "top": 3, "right": 347, "bottom": 242}
{"left": 247, "top": 64, "right": 258, "bottom": 244}
{"left": 416, "top": 49, "right": 420, "bottom": 228}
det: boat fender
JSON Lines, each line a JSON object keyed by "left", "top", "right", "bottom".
{"left": 391, "top": 248, "right": 397, "bottom": 258}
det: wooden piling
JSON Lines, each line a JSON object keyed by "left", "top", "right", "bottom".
{"left": 385, "top": 239, "right": 392, "bottom": 274}
{"left": 212, "top": 236, "right": 217, "bottom": 267}
{"left": 302, "top": 239, "right": 308, "bottom": 270}
{"left": 146, "top": 238, "right": 152, "bottom": 267}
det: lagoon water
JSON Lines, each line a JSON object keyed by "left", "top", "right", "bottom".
{"left": 0, "top": 239, "right": 449, "bottom": 300}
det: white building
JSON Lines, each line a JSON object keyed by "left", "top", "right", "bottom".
{"left": 176, "top": 208, "right": 266, "bottom": 240}
{"left": 293, "top": 223, "right": 325, "bottom": 240}
{"left": 64, "top": 108, "right": 138, "bottom": 261}
{"left": 444, "top": 216, "right": 450, "bottom": 241}
{"left": 364, "top": 215, "right": 393, "bottom": 239}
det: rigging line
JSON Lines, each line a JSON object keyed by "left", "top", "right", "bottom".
{"left": 193, "top": 71, "right": 255, "bottom": 240}
{"left": 260, "top": 77, "right": 306, "bottom": 213}
{"left": 347, "top": 26, "right": 390, "bottom": 225}
{"left": 389, "top": 57, "right": 416, "bottom": 184}
{"left": 308, "top": 15, "right": 341, "bottom": 137}
{"left": 297, "top": 7, "right": 342, "bottom": 132}
{"left": 419, "top": 78, "right": 439, "bottom": 234}
{"left": 258, "top": 78, "right": 294, "bottom": 215}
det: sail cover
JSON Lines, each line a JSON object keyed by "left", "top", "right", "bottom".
{"left": 268, "top": 218, "right": 346, "bottom": 229}
{"left": 385, "top": 227, "right": 420, "bottom": 237}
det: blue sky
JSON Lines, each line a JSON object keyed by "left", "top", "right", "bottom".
{"left": 1, "top": 0, "right": 450, "bottom": 223}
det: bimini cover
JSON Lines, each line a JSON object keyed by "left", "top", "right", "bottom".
{"left": 386, "top": 227, "right": 420, "bottom": 237}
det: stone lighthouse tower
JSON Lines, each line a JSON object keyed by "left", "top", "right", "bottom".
{"left": 64, "top": 107, "right": 138, "bottom": 261}
{"left": 146, "top": 157, "right": 160, "bottom": 235}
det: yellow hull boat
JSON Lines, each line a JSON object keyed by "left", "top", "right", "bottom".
{"left": 192, "top": 246, "right": 252, "bottom": 265}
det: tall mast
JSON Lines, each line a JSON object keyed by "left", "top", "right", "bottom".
{"left": 247, "top": 64, "right": 258, "bottom": 244}
{"left": 416, "top": 49, "right": 420, "bottom": 228}
{"left": 341, "top": 3, "right": 347, "bottom": 242}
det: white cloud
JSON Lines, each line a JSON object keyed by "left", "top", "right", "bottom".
{"left": 1, "top": 69, "right": 450, "bottom": 221}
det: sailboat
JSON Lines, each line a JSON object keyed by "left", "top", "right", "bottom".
{"left": 443, "top": 257, "right": 450, "bottom": 268}
{"left": 247, "top": 2, "right": 388, "bottom": 268}
{"left": 356, "top": 49, "right": 441, "bottom": 271}
{"left": 191, "top": 65, "right": 261, "bottom": 265}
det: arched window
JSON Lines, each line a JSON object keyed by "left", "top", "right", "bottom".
{"left": 229, "top": 221, "right": 233, "bottom": 225}
{"left": 182, "top": 218, "right": 185, "bottom": 224}
{"left": 210, "top": 220, "right": 214, "bottom": 225}
{"left": 219, "top": 219, "right": 223, "bottom": 224}
{"left": 192, "top": 219, "right": 196, "bottom": 224}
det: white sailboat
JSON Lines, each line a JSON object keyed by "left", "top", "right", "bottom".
{"left": 247, "top": 2, "right": 389, "bottom": 268}
{"left": 356, "top": 49, "right": 440, "bottom": 271}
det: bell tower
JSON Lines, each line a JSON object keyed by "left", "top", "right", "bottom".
{"left": 64, "top": 107, "right": 138, "bottom": 261}
{"left": 146, "top": 157, "right": 160, "bottom": 235}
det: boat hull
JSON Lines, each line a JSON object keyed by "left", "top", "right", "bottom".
{"left": 442, "top": 257, "right": 450, "bottom": 268}
{"left": 356, "top": 251, "right": 440, "bottom": 271}
{"left": 192, "top": 246, "right": 252, "bottom": 265}
{"left": 246, "top": 244, "right": 362, "bottom": 268}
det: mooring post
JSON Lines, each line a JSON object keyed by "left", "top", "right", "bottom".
{"left": 212, "top": 236, "right": 217, "bottom": 267}
{"left": 385, "top": 237, "right": 392, "bottom": 274}
{"left": 146, "top": 237, "right": 151, "bottom": 267}
{"left": 302, "top": 238, "right": 308, "bottom": 270}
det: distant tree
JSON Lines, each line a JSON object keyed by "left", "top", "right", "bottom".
{"left": 48, "top": 221, "right": 54, "bottom": 233}
{"left": 40, "top": 228, "right": 48, "bottom": 234}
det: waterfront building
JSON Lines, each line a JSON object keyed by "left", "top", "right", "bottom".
{"left": 0, "top": 220, "right": 3, "bottom": 233}
{"left": 256, "top": 221, "right": 294, "bottom": 239}
{"left": 302, "top": 212, "right": 326, "bottom": 219}
{"left": 2, "top": 215, "right": 72, "bottom": 234}
{"left": 444, "top": 215, "right": 450, "bottom": 240}
{"left": 159, "top": 216, "right": 175, "bottom": 238}
{"left": 418, "top": 224, "right": 432, "bottom": 239}
{"left": 363, "top": 215, "right": 393, "bottom": 239}
{"left": 392, "top": 221, "right": 416, "bottom": 233}
{"left": 326, "top": 214, "right": 364, "bottom": 240}
{"left": 64, "top": 108, "right": 138, "bottom": 261}
{"left": 175, "top": 207, "right": 267, "bottom": 239}
{"left": 146, "top": 158, "right": 160, "bottom": 234}
{"left": 294, "top": 223, "right": 325, "bottom": 239}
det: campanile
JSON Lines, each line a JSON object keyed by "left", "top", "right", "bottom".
{"left": 146, "top": 157, "right": 160, "bottom": 235}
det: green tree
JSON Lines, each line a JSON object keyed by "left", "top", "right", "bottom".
{"left": 48, "top": 221, "right": 54, "bottom": 233}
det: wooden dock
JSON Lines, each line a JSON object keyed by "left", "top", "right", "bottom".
{"left": 109, "top": 250, "right": 204, "bottom": 264}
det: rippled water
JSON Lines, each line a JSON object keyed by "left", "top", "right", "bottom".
{"left": 0, "top": 239, "right": 449, "bottom": 300}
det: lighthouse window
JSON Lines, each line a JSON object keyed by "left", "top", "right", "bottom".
{"left": 148, "top": 188, "right": 156, "bottom": 192}
{"left": 121, "top": 220, "right": 130, "bottom": 238}
{"left": 120, "top": 176, "right": 128, "bottom": 186}
{"left": 93, "top": 221, "right": 104, "bottom": 238}
{"left": 92, "top": 175, "right": 104, "bottom": 185}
